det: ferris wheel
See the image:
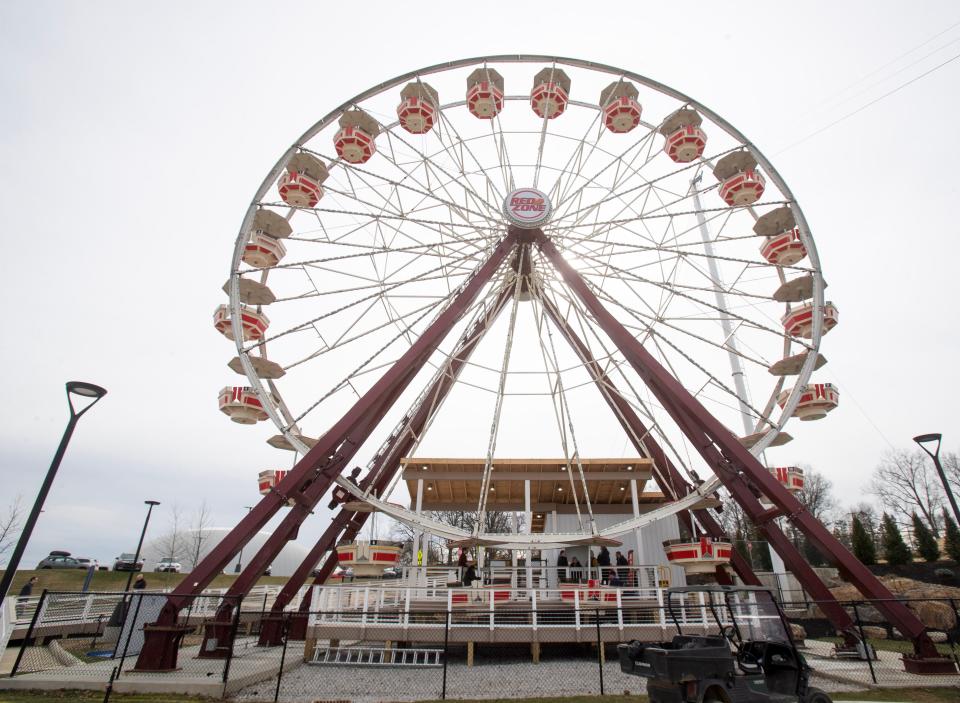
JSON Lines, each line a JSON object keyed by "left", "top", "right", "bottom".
{"left": 214, "top": 55, "right": 839, "bottom": 548}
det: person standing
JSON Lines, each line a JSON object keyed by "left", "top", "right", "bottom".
{"left": 556, "top": 550, "right": 568, "bottom": 582}
{"left": 458, "top": 548, "right": 468, "bottom": 581}
{"left": 616, "top": 550, "right": 629, "bottom": 586}
{"left": 597, "top": 546, "right": 611, "bottom": 584}
{"left": 569, "top": 556, "right": 583, "bottom": 582}
{"left": 133, "top": 574, "right": 147, "bottom": 590}
{"left": 18, "top": 576, "right": 38, "bottom": 599}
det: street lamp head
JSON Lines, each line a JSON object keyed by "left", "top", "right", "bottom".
{"left": 914, "top": 432, "right": 944, "bottom": 461}
{"left": 65, "top": 381, "right": 107, "bottom": 419}
{"left": 145, "top": 500, "right": 161, "bottom": 507}
{"left": 66, "top": 381, "right": 107, "bottom": 399}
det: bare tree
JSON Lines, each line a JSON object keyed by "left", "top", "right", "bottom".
{"left": 796, "top": 467, "right": 838, "bottom": 523}
{"left": 943, "top": 451, "right": 960, "bottom": 497}
{"left": 0, "top": 495, "right": 24, "bottom": 564}
{"left": 389, "top": 510, "right": 523, "bottom": 565}
{"left": 155, "top": 504, "right": 189, "bottom": 563}
{"left": 871, "top": 449, "right": 944, "bottom": 536}
{"left": 185, "top": 500, "right": 213, "bottom": 570}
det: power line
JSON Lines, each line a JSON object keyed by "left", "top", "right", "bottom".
{"left": 807, "top": 18, "right": 960, "bottom": 112}
{"left": 775, "top": 50, "right": 960, "bottom": 155}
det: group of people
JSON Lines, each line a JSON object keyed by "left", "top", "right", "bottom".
{"left": 556, "top": 546, "right": 632, "bottom": 586}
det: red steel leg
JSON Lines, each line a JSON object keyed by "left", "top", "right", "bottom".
{"left": 134, "top": 233, "right": 518, "bottom": 670}
{"left": 258, "top": 287, "right": 514, "bottom": 645}
{"left": 536, "top": 230, "right": 944, "bottom": 666}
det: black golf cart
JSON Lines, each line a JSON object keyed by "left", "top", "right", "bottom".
{"left": 618, "top": 585, "right": 831, "bottom": 703}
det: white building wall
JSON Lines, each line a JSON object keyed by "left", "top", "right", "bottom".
{"left": 549, "top": 510, "right": 686, "bottom": 586}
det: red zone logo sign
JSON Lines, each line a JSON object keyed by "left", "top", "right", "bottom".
{"left": 503, "top": 187, "right": 552, "bottom": 228}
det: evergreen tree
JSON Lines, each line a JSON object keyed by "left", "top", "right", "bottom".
{"left": 754, "top": 534, "right": 773, "bottom": 572}
{"left": 802, "top": 536, "right": 826, "bottom": 567}
{"left": 913, "top": 512, "right": 941, "bottom": 562}
{"left": 851, "top": 515, "right": 876, "bottom": 565}
{"left": 943, "top": 508, "right": 960, "bottom": 563}
{"left": 881, "top": 513, "right": 911, "bottom": 566}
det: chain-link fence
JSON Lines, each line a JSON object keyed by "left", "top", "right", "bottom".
{"left": 228, "top": 600, "right": 960, "bottom": 701}
{"left": 8, "top": 590, "right": 960, "bottom": 700}
{"left": 10, "top": 590, "right": 243, "bottom": 683}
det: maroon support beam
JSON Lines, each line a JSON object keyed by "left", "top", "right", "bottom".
{"left": 539, "top": 295, "right": 762, "bottom": 587}
{"left": 135, "top": 233, "right": 518, "bottom": 671}
{"left": 655, "top": 389, "right": 857, "bottom": 636}
{"left": 535, "top": 230, "right": 944, "bottom": 666}
{"left": 258, "top": 287, "right": 515, "bottom": 645}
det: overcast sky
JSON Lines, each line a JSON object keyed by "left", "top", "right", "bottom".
{"left": 1, "top": 1, "right": 958, "bottom": 569}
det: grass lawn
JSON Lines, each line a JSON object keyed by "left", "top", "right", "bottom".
{"left": 0, "top": 693, "right": 215, "bottom": 702}
{"left": 0, "top": 570, "right": 288, "bottom": 595}
{"left": 409, "top": 691, "right": 960, "bottom": 703}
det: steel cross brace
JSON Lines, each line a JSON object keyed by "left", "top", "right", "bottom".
{"left": 538, "top": 295, "right": 761, "bottom": 587}
{"left": 543, "top": 294, "right": 854, "bottom": 628}
{"left": 258, "top": 286, "right": 515, "bottom": 645}
{"left": 134, "top": 233, "right": 518, "bottom": 671}
{"left": 534, "top": 229, "right": 941, "bottom": 663}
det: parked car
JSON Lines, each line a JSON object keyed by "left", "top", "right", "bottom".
{"left": 113, "top": 552, "right": 144, "bottom": 572}
{"left": 36, "top": 551, "right": 86, "bottom": 570}
{"left": 154, "top": 557, "right": 182, "bottom": 573}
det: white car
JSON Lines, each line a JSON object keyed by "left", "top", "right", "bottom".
{"left": 154, "top": 557, "right": 182, "bottom": 573}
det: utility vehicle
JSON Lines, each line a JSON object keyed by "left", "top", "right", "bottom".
{"left": 618, "top": 586, "right": 831, "bottom": 703}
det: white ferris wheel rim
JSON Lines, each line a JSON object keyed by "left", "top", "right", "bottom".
{"left": 226, "top": 55, "right": 827, "bottom": 545}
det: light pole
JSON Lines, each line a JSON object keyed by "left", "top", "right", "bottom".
{"left": 0, "top": 382, "right": 107, "bottom": 603}
{"left": 914, "top": 433, "right": 960, "bottom": 528}
{"left": 234, "top": 506, "right": 254, "bottom": 573}
{"left": 125, "top": 500, "right": 160, "bottom": 592}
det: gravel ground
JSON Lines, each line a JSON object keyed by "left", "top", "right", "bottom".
{"left": 230, "top": 645, "right": 949, "bottom": 702}
{"left": 233, "top": 659, "right": 647, "bottom": 702}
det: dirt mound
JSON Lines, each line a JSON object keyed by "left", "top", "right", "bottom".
{"left": 830, "top": 575, "right": 960, "bottom": 601}
{"left": 827, "top": 576, "right": 960, "bottom": 630}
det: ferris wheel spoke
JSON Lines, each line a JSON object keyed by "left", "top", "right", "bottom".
{"left": 302, "top": 147, "right": 499, "bottom": 242}
{"left": 378, "top": 129, "right": 503, "bottom": 226}
{"left": 549, "top": 119, "right": 661, "bottom": 218}
{"left": 243, "top": 246, "right": 482, "bottom": 354}
{"left": 283, "top": 296, "right": 451, "bottom": 373}
{"left": 545, "top": 110, "right": 604, "bottom": 207}
{"left": 552, "top": 146, "right": 736, "bottom": 231}
{"left": 433, "top": 108, "right": 507, "bottom": 211}
{"left": 568, "top": 246, "right": 798, "bottom": 342}
{"left": 586, "top": 282, "right": 779, "bottom": 407}
{"left": 489, "top": 111, "right": 516, "bottom": 194}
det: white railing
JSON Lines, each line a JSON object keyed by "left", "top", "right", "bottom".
{"left": 394, "top": 564, "right": 666, "bottom": 590}
{"left": 309, "top": 583, "right": 721, "bottom": 633}
{"left": 6, "top": 584, "right": 311, "bottom": 630}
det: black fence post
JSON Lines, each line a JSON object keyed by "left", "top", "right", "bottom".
{"left": 222, "top": 596, "right": 244, "bottom": 685}
{"left": 273, "top": 614, "right": 290, "bottom": 703}
{"left": 102, "top": 665, "right": 119, "bottom": 703}
{"left": 851, "top": 601, "right": 877, "bottom": 685}
{"left": 595, "top": 608, "right": 604, "bottom": 696}
{"left": 11, "top": 588, "right": 47, "bottom": 677}
{"left": 441, "top": 609, "right": 450, "bottom": 700}
{"left": 90, "top": 613, "right": 104, "bottom": 652}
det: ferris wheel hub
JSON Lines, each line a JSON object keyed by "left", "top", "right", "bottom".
{"left": 503, "top": 187, "right": 552, "bottom": 229}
